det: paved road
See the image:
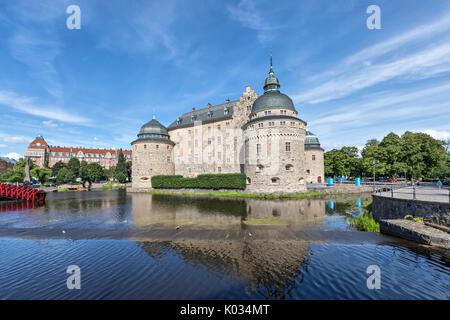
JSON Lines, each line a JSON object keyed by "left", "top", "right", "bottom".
{"left": 377, "top": 186, "right": 450, "bottom": 203}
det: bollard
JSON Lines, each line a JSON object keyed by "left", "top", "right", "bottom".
{"left": 327, "top": 178, "right": 333, "bottom": 187}
{"left": 355, "top": 177, "right": 361, "bottom": 187}
{"left": 391, "top": 188, "right": 394, "bottom": 198}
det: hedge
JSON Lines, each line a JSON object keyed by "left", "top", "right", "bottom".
{"left": 151, "top": 173, "right": 246, "bottom": 190}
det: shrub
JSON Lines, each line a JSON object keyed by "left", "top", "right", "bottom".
{"left": 151, "top": 173, "right": 246, "bottom": 190}
{"left": 347, "top": 213, "right": 380, "bottom": 232}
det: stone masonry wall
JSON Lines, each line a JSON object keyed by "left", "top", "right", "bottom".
{"left": 131, "top": 140, "right": 175, "bottom": 189}
{"left": 305, "top": 149, "right": 324, "bottom": 183}
{"left": 372, "top": 195, "right": 450, "bottom": 227}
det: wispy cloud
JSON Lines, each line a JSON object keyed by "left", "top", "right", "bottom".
{"left": 3, "top": 136, "right": 29, "bottom": 144}
{"left": 227, "top": 0, "right": 281, "bottom": 42}
{"left": 0, "top": 91, "right": 92, "bottom": 125}
{"left": 42, "top": 120, "right": 59, "bottom": 127}
{"left": 294, "top": 14, "right": 450, "bottom": 104}
{"left": 420, "top": 129, "right": 450, "bottom": 141}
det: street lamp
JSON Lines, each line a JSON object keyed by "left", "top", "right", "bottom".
{"left": 372, "top": 158, "right": 376, "bottom": 193}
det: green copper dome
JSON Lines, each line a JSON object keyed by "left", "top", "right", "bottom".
{"left": 132, "top": 118, "right": 173, "bottom": 144}
{"left": 251, "top": 56, "right": 297, "bottom": 115}
{"left": 305, "top": 131, "right": 322, "bottom": 149}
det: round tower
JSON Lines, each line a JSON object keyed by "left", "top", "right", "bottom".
{"left": 131, "top": 117, "right": 175, "bottom": 189}
{"left": 243, "top": 57, "right": 307, "bottom": 193}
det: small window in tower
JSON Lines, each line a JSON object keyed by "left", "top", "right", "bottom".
{"left": 285, "top": 142, "right": 291, "bottom": 152}
{"left": 312, "top": 155, "right": 316, "bottom": 161}
{"left": 257, "top": 144, "right": 261, "bottom": 154}
{"left": 144, "top": 144, "right": 147, "bottom": 149}
{"left": 156, "top": 145, "right": 159, "bottom": 150}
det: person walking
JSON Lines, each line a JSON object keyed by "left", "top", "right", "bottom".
{"left": 437, "top": 179, "right": 443, "bottom": 189}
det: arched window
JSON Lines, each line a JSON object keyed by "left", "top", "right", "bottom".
{"left": 256, "top": 164, "right": 264, "bottom": 173}
{"left": 318, "top": 176, "right": 322, "bottom": 183}
{"left": 285, "top": 164, "right": 293, "bottom": 171}
{"left": 299, "top": 177, "right": 305, "bottom": 184}
{"left": 246, "top": 177, "right": 251, "bottom": 185}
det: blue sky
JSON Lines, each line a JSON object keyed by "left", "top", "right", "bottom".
{"left": 1, "top": 0, "right": 450, "bottom": 160}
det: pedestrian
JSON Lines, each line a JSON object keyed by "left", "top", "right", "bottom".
{"left": 437, "top": 179, "right": 442, "bottom": 189}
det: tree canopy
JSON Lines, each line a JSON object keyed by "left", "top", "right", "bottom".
{"left": 324, "top": 131, "right": 448, "bottom": 179}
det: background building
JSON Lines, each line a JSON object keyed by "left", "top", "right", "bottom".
{"left": 0, "top": 157, "right": 15, "bottom": 175}
{"left": 25, "top": 134, "right": 131, "bottom": 169}
{"left": 132, "top": 60, "right": 324, "bottom": 191}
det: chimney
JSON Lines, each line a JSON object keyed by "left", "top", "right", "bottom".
{"left": 226, "top": 98, "right": 230, "bottom": 103}
{"left": 207, "top": 103, "right": 212, "bottom": 109}
{"left": 192, "top": 107, "right": 196, "bottom": 112}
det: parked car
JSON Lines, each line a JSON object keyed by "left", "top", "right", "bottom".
{"left": 443, "top": 180, "right": 450, "bottom": 186}
{"left": 389, "top": 178, "right": 398, "bottom": 183}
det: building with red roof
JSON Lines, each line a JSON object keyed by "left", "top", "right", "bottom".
{"left": 25, "top": 134, "right": 131, "bottom": 169}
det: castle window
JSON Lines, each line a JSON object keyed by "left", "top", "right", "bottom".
{"left": 280, "top": 110, "right": 286, "bottom": 115}
{"left": 306, "top": 169, "right": 310, "bottom": 174}
{"left": 207, "top": 110, "right": 213, "bottom": 118}
{"left": 226, "top": 122, "right": 229, "bottom": 126}
{"left": 256, "top": 164, "right": 264, "bottom": 172}
{"left": 258, "top": 123, "right": 263, "bottom": 128}
{"left": 208, "top": 139, "right": 211, "bottom": 145}
{"left": 285, "top": 164, "right": 293, "bottom": 171}
{"left": 224, "top": 106, "right": 229, "bottom": 115}
{"left": 218, "top": 167, "right": 221, "bottom": 173}
{"left": 144, "top": 144, "right": 147, "bottom": 149}
{"left": 269, "top": 121, "right": 274, "bottom": 127}
{"left": 167, "top": 145, "right": 170, "bottom": 150}
{"left": 246, "top": 177, "right": 251, "bottom": 184}
{"left": 257, "top": 144, "right": 261, "bottom": 154}
{"left": 217, "top": 125, "right": 221, "bottom": 130}
{"left": 280, "top": 121, "right": 286, "bottom": 126}
{"left": 285, "top": 142, "right": 291, "bottom": 152}
{"left": 156, "top": 145, "right": 159, "bottom": 150}
{"left": 312, "top": 155, "right": 316, "bottom": 161}
{"left": 271, "top": 177, "right": 280, "bottom": 184}
{"left": 176, "top": 118, "right": 181, "bottom": 125}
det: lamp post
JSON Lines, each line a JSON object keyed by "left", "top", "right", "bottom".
{"left": 372, "top": 158, "right": 376, "bottom": 193}
{"left": 404, "top": 169, "right": 407, "bottom": 185}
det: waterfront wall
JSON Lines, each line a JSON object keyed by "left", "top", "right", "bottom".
{"left": 372, "top": 195, "right": 450, "bottom": 227}
{"left": 307, "top": 185, "right": 372, "bottom": 194}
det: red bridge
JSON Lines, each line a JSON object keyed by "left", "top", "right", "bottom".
{"left": 0, "top": 183, "right": 47, "bottom": 202}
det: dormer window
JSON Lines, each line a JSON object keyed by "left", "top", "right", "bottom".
{"left": 224, "top": 106, "right": 229, "bottom": 115}
{"left": 191, "top": 114, "right": 196, "bottom": 122}
{"left": 176, "top": 118, "right": 181, "bottom": 125}
{"left": 207, "top": 110, "right": 213, "bottom": 118}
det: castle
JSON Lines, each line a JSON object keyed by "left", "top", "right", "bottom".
{"left": 131, "top": 59, "right": 324, "bottom": 192}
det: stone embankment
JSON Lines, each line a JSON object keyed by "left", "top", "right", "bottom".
{"left": 380, "top": 219, "right": 450, "bottom": 249}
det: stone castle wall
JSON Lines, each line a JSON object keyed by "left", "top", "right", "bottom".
{"left": 244, "top": 120, "right": 307, "bottom": 193}
{"left": 168, "top": 87, "right": 258, "bottom": 177}
{"left": 305, "top": 149, "right": 324, "bottom": 183}
{"left": 131, "top": 140, "right": 175, "bottom": 189}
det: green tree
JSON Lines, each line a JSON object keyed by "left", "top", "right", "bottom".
{"left": 0, "top": 157, "right": 35, "bottom": 183}
{"left": 87, "top": 163, "right": 104, "bottom": 182}
{"left": 67, "top": 157, "right": 81, "bottom": 178}
{"left": 324, "top": 146, "right": 361, "bottom": 178}
{"left": 56, "top": 167, "right": 69, "bottom": 184}
{"left": 30, "top": 167, "right": 52, "bottom": 184}
{"left": 114, "top": 150, "right": 128, "bottom": 183}
{"left": 52, "top": 161, "right": 66, "bottom": 177}
{"left": 126, "top": 161, "right": 132, "bottom": 182}
{"left": 43, "top": 149, "right": 49, "bottom": 168}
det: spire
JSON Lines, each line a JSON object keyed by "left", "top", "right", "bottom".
{"left": 269, "top": 51, "right": 274, "bottom": 75}
{"left": 263, "top": 52, "right": 280, "bottom": 93}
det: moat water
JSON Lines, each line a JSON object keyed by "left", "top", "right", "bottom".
{"left": 0, "top": 190, "right": 448, "bottom": 299}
